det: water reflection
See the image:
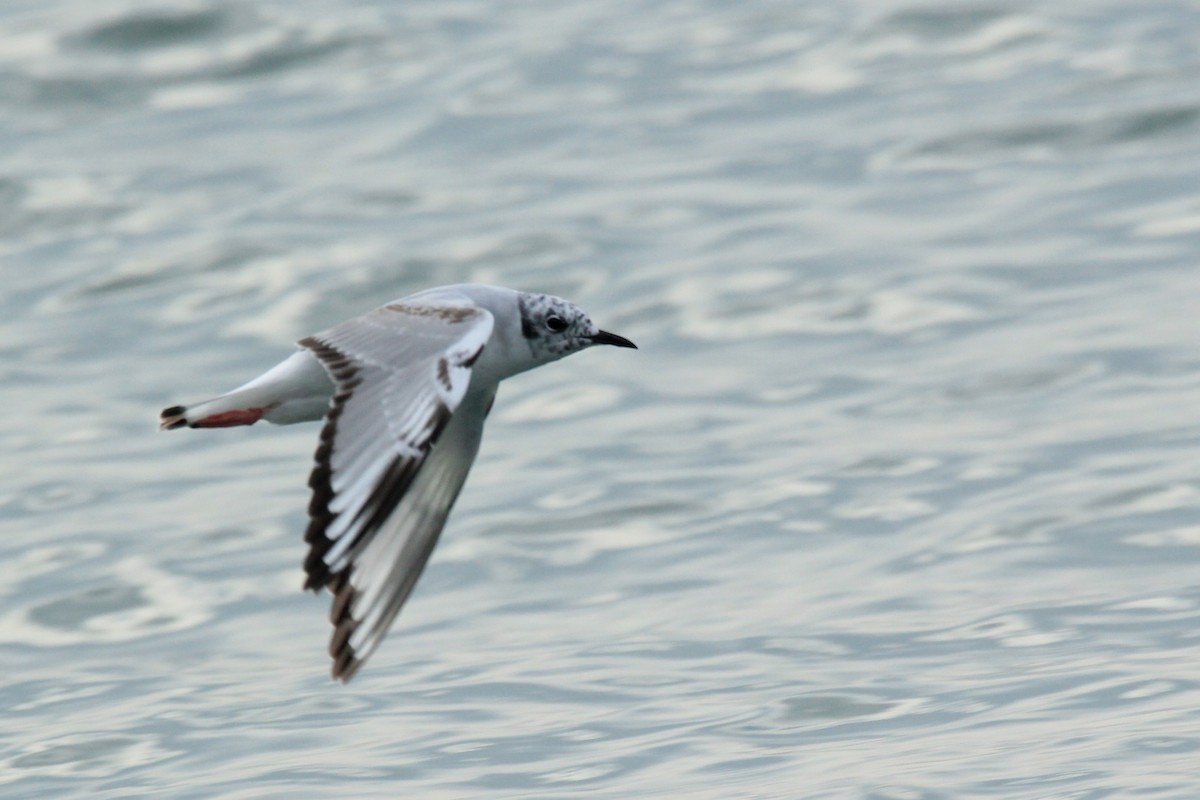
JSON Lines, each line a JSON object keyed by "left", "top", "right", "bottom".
{"left": 3, "top": 0, "right": 1200, "bottom": 797}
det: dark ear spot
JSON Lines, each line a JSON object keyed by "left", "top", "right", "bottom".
{"left": 518, "top": 294, "right": 538, "bottom": 339}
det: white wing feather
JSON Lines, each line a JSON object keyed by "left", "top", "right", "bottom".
{"left": 298, "top": 298, "right": 494, "bottom": 680}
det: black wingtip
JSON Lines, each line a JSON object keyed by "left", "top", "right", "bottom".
{"left": 332, "top": 656, "right": 361, "bottom": 683}
{"left": 329, "top": 615, "right": 363, "bottom": 683}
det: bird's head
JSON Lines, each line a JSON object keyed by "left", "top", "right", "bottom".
{"left": 517, "top": 292, "right": 637, "bottom": 365}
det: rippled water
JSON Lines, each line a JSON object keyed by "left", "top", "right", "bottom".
{"left": 4, "top": 1, "right": 1200, "bottom": 797}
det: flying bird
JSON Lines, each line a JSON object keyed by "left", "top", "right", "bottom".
{"left": 160, "top": 283, "right": 636, "bottom": 681}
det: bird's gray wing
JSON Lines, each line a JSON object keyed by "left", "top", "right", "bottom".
{"left": 298, "top": 298, "right": 494, "bottom": 680}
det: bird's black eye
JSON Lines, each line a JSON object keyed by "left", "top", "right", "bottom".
{"left": 545, "top": 315, "right": 567, "bottom": 333}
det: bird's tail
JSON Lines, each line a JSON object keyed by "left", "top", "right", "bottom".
{"left": 158, "top": 404, "right": 190, "bottom": 430}
{"left": 159, "top": 350, "right": 336, "bottom": 431}
{"left": 158, "top": 394, "right": 268, "bottom": 430}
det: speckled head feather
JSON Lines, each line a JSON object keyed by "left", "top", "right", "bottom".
{"left": 518, "top": 292, "right": 606, "bottom": 361}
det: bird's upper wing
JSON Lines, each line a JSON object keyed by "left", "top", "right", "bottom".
{"left": 298, "top": 297, "right": 494, "bottom": 680}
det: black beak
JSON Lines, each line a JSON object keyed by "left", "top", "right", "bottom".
{"left": 591, "top": 330, "right": 638, "bottom": 349}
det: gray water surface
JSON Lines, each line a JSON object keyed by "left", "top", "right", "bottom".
{"left": 3, "top": 1, "right": 1200, "bottom": 798}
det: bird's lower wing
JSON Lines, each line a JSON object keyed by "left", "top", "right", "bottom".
{"left": 298, "top": 298, "right": 494, "bottom": 680}
{"left": 327, "top": 394, "right": 489, "bottom": 681}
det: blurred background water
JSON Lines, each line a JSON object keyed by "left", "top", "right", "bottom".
{"left": 3, "top": 0, "right": 1200, "bottom": 797}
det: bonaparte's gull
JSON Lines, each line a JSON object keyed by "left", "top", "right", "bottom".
{"left": 160, "top": 284, "right": 636, "bottom": 681}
